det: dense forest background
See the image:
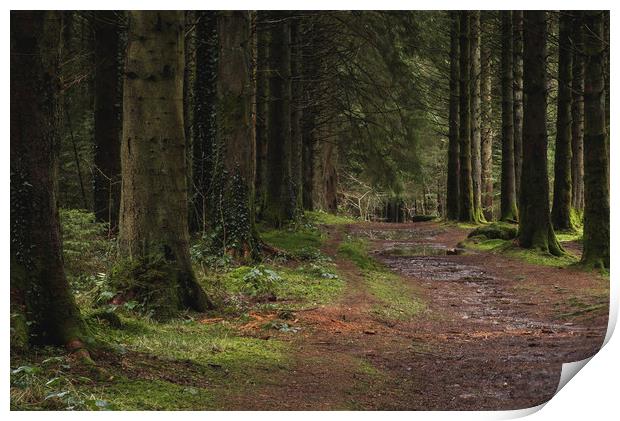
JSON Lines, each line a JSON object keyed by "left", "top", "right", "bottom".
{"left": 10, "top": 10, "right": 610, "bottom": 411}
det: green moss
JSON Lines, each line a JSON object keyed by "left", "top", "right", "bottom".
{"left": 468, "top": 222, "right": 518, "bottom": 240}
{"left": 259, "top": 225, "right": 324, "bottom": 256}
{"left": 207, "top": 263, "right": 345, "bottom": 308}
{"left": 464, "top": 237, "right": 578, "bottom": 267}
{"left": 366, "top": 271, "right": 426, "bottom": 321}
{"left": 337, "top": 238, "right": 379, "bottom": 271}
{"left": 556, "top": 228, "right": 583, "bottom": 243}
{"left": 306, "top": 210, "right": 358, "bottom": 225}
{"left": 87, "top": 377, "right": 215, "bottom": 410}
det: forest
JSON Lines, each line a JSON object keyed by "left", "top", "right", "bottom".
{"left": 10, "top": 10, "right": 609, "bottom": 411}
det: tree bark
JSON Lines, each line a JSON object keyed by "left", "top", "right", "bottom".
{"left": 501, "top": 11, "right": 518, "bottom": 222}
{"left": 119, "top": 11, "right": 211, "bottom": 318}
{"left": 290, "top": 16, "right": 304, "bottom": 212}
{"left": 11, "top": 11, "right": 87, "bottom": 348}
{"left": 480, "top": 12, "right": 493, "bottom": 221}
{"left": 191, "top": 11, "right": 218, "bottom": 233}
{"left": 458, "top": 12, "right": 474, "bottom": 222}
{"left": 512, "top": 11, "right": 524, "bottom": 200}
{"left": 263, "top": 12, "right": 294, "bottom": 226}
{"left": 212, "top": 11, "right": 259, "bottom": 258}
{"left": 551, "top": 12, "right": 574, "bottom": 231}
{"left": 581, "top": 11, "right": 609, "bottom": 268}
{"left": 518, "top": 11, "right": 562, "bottom": 256}
{"left": 446, "top": 12, "right": 460, "bottom": 221}
{"left": 571, "top": 13, "right": 585, "bottom": 211}
{"left": 469, "top": 11, "right": 484, "bottom": 223}
{"left": 93, "top": 11, "right": 122, "bottom": 230}
{"left": 255, "top": 12, "right": 270, "bottom": 215}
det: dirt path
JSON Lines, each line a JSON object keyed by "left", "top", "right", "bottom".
{"left": 227, "top": 222, "right": 608, "bottom": 410}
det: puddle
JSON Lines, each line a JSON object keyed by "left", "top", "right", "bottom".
{"left": 377, "top": 243, "right": 449, "bottom": 257}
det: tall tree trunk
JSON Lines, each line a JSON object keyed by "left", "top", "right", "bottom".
{"left": 290, "top": 16, "right": 304, "bottom": 212}
{"left": 469, "top": 11, "right": 484, "bottom": 223}
{"left": 11, "top": 11, "right": 87, "bottom": 348}
{"left": 93, "top": 11, "right": 122, "bottom": 230}
{"left": 512, "top": 10, "right": 524, "bottom": 200}
{"left": 212, "top": 11, "right": 258, "bottom": 258}
{"left": 571, "top": 13, "right": 585, "bottom": 211}
{"left": 255, "top": 12, "right": 270, "bottom": 215}
{"left": 263, "top": 12, "right": 294, "bottom": 226}
{"left": 518, "top": 11, "right": 562, "bottom": 256}
{"left": 446, "top": 12, "right": 460, "bottom": 220}
{"left": 551, "top": 12, "right": 574, "bottom": 231}
{"left": 480, "top": 12, "right": 493, "bottom": 221}
{"left": 500, "top": 11, "right": 518, "bottom": 221}
{"left": 581, "top": 11, "right": 609, "bottom": 269}
{"left": 119, "top": 11, "right": 211, "bottom": 318}
{"left": 458, "top": 11, "right": 474, "bottom": 222}
{"left": 320, "top": 134, "right": 339, "bottom": 213}
{"left": 191, "top": 11, "right": 218, "bottom": 233}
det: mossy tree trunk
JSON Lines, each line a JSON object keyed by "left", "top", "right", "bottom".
{"left": 458, "top": 12, "right": 474, "bottom": 223}
{"left": 512, "top": 10, "right": 524, "bottom": 201}
{"left": 469, "top": 11, "right": 485, "bottom": 223}
{"left": 93, "top": 11, "right": 122, "bottom": 230}
{"left": 500, "top": 11, "right": 518, "bottom": 222}
{"left": 119, "top": 11, "right": 211, "bottom": 318}
{"left": 571, "top": 13, "right": 585, "bottom": 211}
{"left": 191, "top": 11, "right": 218, "bottom": 233}
{"left": 480, "top": 12, "right": 494, "bottom": 221}
{"left": 446, "top": 12, "right": 460, "bottom": 221}
{"left": 263, "top": 12, "right": 295, "bottom": 226}
{"left": 581, "top": 11, "right": 610, "bottom": 269}
{"left": 551, "top": 12, "right": 574, "bottom": 231}
{"left": 518, "top": 11, "right": 563, "bottom": 256}
{"left": 212, "top": 11, "right": 259, "bottom": 259}
{"left": 10, "top": 11, "right": 87, "bottom": 348}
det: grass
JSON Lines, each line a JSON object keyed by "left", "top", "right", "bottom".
{"left": 337, "top": 238, "right": 380, "bottom": 270}
{"left": 259, "top": 224, "right": 324, "bottom": 257}
{"left": 464, "top": 237, "right": 579, "bottom": 267}
{"left": 306, "top": 210, "right": 359, "bottom": 225}
{"left": 338, "top": 237, "right": 425, "bottom": 321}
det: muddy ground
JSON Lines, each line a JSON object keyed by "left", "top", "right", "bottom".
{"left": 226, "top": 222, "right": 608, "bottom": 410}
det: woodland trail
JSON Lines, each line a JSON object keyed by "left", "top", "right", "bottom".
{"left": 225, "top": 222, "right": 608, "bottom": 410}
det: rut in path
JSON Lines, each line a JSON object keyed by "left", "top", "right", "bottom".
{"left": 226, "top": 222, "right": 608, "bottom": 410}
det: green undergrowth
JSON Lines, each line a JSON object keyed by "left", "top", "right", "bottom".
{"left": 201, "top": 263, "right": 345, "bottom": 310}
{"left": 464, "top": 236, "right": 578, "bottom": 267}
{"left": 259, "top": 223, "right": 324, "bottom": 258}
{"left": 306, "top": 210, "right": 359, "bottom": 225}
{"left": 11, "top": 314, "right": 289, "bottom": 410}
{"left": 338, "top": 236, "right": 425, "bottom": 321}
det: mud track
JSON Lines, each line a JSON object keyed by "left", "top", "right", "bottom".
{"left": 227, "top": 222, "right": 608, "bottom": 410}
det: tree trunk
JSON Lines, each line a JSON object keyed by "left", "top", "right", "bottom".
{"left": 518, "top": 11, "right": 562, "bottom": 256}
{"left": 500, "top": 11, "right": 518, "bottom": 222}
{"left": 458, "top": 12, "right": 474, "bottom": 222}
{"left": 11, "top": 11, "right": 87, "bottom": 348}
{"left": 212, "top": 11, "right": 258, "bottom": 259}
{"left": 255, "top": 12, "right": 270, "bottom": 215}
{"left": 512, "top": 11, "right": 524, "bottom": 200}
{"left": 551, "top": 12, "right": 574, "bottom": 231}
{"left": 320, "top": 135, "right": 339, "bottom": 213}
{"left": 581, "top": 11, "right": 609, "bottom": 269}
{"left": 571, "top": 13, "right": 585, "bottom": 211}
{"left": 93, "top": 11, "right": 122, "bottom": 230}
{"left": 263, "top": 12, "right": 294, "bottom": 226}
{"left": 480, "top": 12, "right": 493, "bottom": 221}
{"left": 446, "top": 12, "right": 460, "bottom": 220}
{"left": 119, "top": 11, "right": 211, "bottom": 318}
{"left": 290, "top": 16, "right": 304, "bottom": 212}
{"left": 191, "top": 11, "right": 218, "bottom": 233}
{"left": 469, "top": 11, "right": 484, "bottom": 223}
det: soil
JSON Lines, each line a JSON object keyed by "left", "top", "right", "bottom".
{"left": 225, "top": 221, "right": 609, "bottom": 410}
